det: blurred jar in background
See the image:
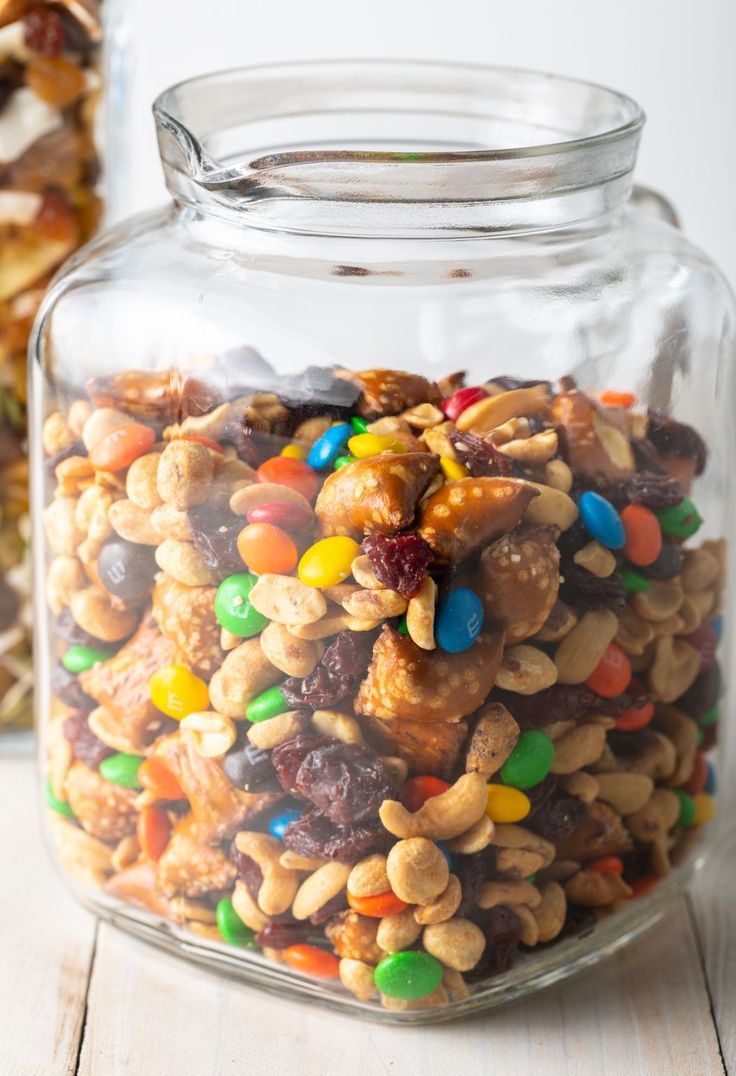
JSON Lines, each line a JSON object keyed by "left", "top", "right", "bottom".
{"left": 0, "top": 0, "right": 115, "bottom": 733}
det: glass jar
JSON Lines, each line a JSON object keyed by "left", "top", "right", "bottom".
{"left": 31, "top": 62, "right": 733, "bottom": 1021}
{"left": 0, "top": 0, "right": 120, "bottom": 737}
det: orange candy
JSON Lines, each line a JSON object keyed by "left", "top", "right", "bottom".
{"left": 588, "top": 855, "right": 624, "bottom": 875}
{"left": 90, "top": 423, "right": 156, "bottom": 472}
{"left": 237, "top": 522, "right": 298, "bottom": 575}
{"left": 255, "top": 456, "right": 320, "bottom": 501}
{"left": 598, "top": 389, "right": 636, "bottom": 409}
{"left": 401, "top": 775, "right": 451, "bottom": 813}
{"left": 283, "top": 944, "right": 340, "bottom": 979}
{"left": 586, "top": 643, "right": 632, "bottom": 698}
{"left": 137, "top": 805, "right": 171, "bottom": 861}
{"left": 347, "top": 890, "right": 408, "bottom": 918}
{"left": 621, "top": 504, "right": 662, "bottom": 566}
{"left": 138, "top": 757, "right": 186, "bottom": 801}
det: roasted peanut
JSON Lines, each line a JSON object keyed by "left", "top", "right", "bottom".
{"left": 109, "top": 499, "right": 161, "bottom": 545}
{"left": 339, "top": 958, "right": 377, "bottom": 1001}
{"left": 44, "top": 496, "right": 83, "bottom": 556}
{"left": 247, "top": 710, "right": 308, "bottom": 749}
{"left": 43, "top": 411, "right": 75, "bottom": 455}
{"left": 155, "top": 539, "right": 217, "bottom": 587}
{"left": 550, "top": 724, "right": 607, "bottom": 774}
{"left": 249, "top": 574, "right": 327, "bottom": 625}
{"left": 179, "top": 711, "right": 236, "bottom": 758}
{"left": 413, "top": 874, "right": 462, "bottom": 925}
{"left": 126, "top": 452, "right": 163, "bottom": 509}
{"left": 565, "top": 868, "right": 632, "bottom": 906}
{"left": 46, "top": 555, "right": 86, "bottom": 615}
{"left": 405, "top": 575, "right": 437, "bottom": 651}
{"left": 156, "top": 439, "right": 214, "bottom": 509}
{"left": 626, "top": 787, "right": 681, "bottom": 842}
{"left": 259, "top": 621, "right": 323, "bottom": 677}
{"left": 386, "top": 838, "right": 449, "bottom": 905}
{"left": 445, "top": 814, "right": 495, "bottom": 855}
{"left": 594, "top": 772, "right": 654, "bottom": 815}
{"left": 376, "top": 907, "right": 422, "bottom": 953}
{"left": 633, "top": 579, "right": 684, "bottom": 622}
{"left": 70, "top": 586, "right": 138, "bottom": 642}
{"left": 544, "top": 458, "right": 573, "bottom": 493}
{"left": 681, "top": 548, "right": 720, "bottom": 592}
{"left": 422, "top": 918, "right": 486, "bottom": 972}
{"left": 648, "top": 636, "right": 700, "bottom": 703}
{"left": 495, "top": 644, "right": 558, "bottom": 694}
{"left": 311, "top": 709, "right": 364, "bottom": 744}
{"left": 347, "top": 855, "right": 389, "bottom": 899}
{"left": 573, "top": 541, "right": 616, "bottom": 578}
{"left": 341, "top": 587, "right": 407, "bottom": 619}
{"left": 524, "top": 483, "right": 579, "bottom": 530}
{"left": 532, "top": 881, "right": 567, "bottom": 942}
{"left": 555, "top": 610, "right": 619, "bottom": 684}
{"left": 350, "top": 555, "right": 383, "bottom": 590}
{"left": 150, "top": 503, "right": 192, "bottom": 541}
{"left": 560, "top": 770, "right": 600, "bottom": 803}
{"left": 207, "top": 638, "right": 281, "bottom": 718}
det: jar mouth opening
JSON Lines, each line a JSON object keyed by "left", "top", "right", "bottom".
{"left": 153, "top": 60, "right": 645, "bottom": 235}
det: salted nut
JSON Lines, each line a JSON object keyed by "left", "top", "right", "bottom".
{"left": 379, "top": 773, "right": 489, "bottom": 841}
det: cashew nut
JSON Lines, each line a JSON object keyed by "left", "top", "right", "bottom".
{"left": 626, "top": 787, "right": 681, "bottom": 842}
{"left": 234, "top": 832, "right": 299, "bottom": 916}
{"left": 445, "top": 814, "right": 495, "bottom": 855}
{"left": 379, "top": 772, "right": 488, "bottom": 840}
{"left": 231, "top": 879, "right": 269, "bottom": 932}
{"left": 532, "top": 882, "right": 567, "bottom": 942}
{"left": 476, "top": 880, "right": 541, "bottom": 910}
{"left": 350, "top": 555, "right": 383, "bottom": 590}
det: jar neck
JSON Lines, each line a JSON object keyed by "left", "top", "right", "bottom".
{"left": 154, "top": 61, "right": 644, "bottom": 240}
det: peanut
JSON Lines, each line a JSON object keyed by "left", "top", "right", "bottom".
{"left": 495, "top": 644, "right": 558, "bottom": 694}
{"left": 386, "top": 838, "right": 449, "bottom": 905}
{"left": 423, "top": 918, "right": 486, "bottom": 972}
{"left": 405, "top": 576, "right": 437, "bottom": 651}
{"left": 555, "top": 610, "right": 619, "bottom": 683}
{"left": 413, "top": 874, "right": 462, "bottom": 925}
{"left": 155, "top": 539, "right": 217, "bottom": 587}
{"left": 339, "top": 958, "right": 377, "bottom": 1001}
{"left": 347, "top": 855, "right": 389, "bottom": 899}
{"left": 69, "top": 586, "right": 138, "bottom": 642}
{"left": 550, "top": 724, "right": 607, "bottom": 774}
{"left": 259, "top": 621, "right": 323, "bottom": 677}
{"left": 292, "top": 862, "right": 352, "bottom": 920}
{"left": 179, "top": 711, "right": 236, "bottom": 758}
{"left": 249, "top": 574, "right": 328, "bottom": 625}
{"left": 157, "top": 439, "right": 214, "bottom": 509}
{"left": 594, "top": 772, "right": 654, "bottom": 815}
{"left": 376, "top": 907, "right": 422, "bottom": 953}
{"left": 109, "top": 499, "right": 161, "bottom": 545}
{"left": 126, "top": 453, "right": 163, "bottom": 509}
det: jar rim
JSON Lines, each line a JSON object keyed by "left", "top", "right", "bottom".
{"left": 153, "top": 59, "right": 645, "bottom": 237}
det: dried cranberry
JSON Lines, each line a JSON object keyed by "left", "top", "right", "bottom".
{"left": 465, "top": 906, "right": 522, "bottom": 982}
{"left": 272, "top": 735, "right": 335, "bottom": 796}
{"left": 223, "top": 743, "right": 279, "bottom": 792}
{"left": 559, "top": 563, "right": 626, "bottom": 612}
{"left": 52, "top": 663, "right": 95, "bottom": 710}
{"left": 647, "top": 411, "right": 707, "bottom": 475}
{"left": 620, "top": 844, "right": 653, "bottom": 886}
{"left": 527, "top": 793, "right": 588, "bottom": 843}
{"left": 283, "top": 806, "right": 386, "bottom": 863}
{"left": 456, "top": 851, "right": 492, "bottom": 917}
{"left": 631, "top": 438, "right": 669, "bottom": 475}
{"left": 282, "top": 632, "right": 375, "bottom": 710}
{"left": 310, "top": 891, "right": 349, "bottom": 925}
{"left": 231, "top": 845, "right": 263, "bottom": 898}
{"left": 449, "top": 429, "right": 523, "bottom": 478}
{"left": 678, "top": 662, "right": 722, "bottom": 721}
{"left": 0, "top": 581, "right": 19, "bottom": 633}
{"left": 362, "top": 532, "right": 433, "bottom": 599}
{"left": 62, "top": 711, "right": 111, "bottom": 769}
{"left": 187, "top": 504, "right": 244, "bottom": 576}
{"left": 641, "top": 541, "right": 683, "bottom": 580}
{"left": 621, "top": 471, "right": 684, "bottom": 510}
{"left": 256, "top": 921, "right": 311, "bottom": 949}
{"left": 23, "top": 6, "right": 65, "bottom": 56}
{"left": 493, "top": 684, "right": 596, "bottom": 729}
{"left": 45, "top": 439, "right": 86, "bottom": 479}
{"left": 294, "top": 741, "right": 393, "bottom": 825}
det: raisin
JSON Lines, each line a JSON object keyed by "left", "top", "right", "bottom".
{"left": 641, "top": 541, "right": 683, "bottom": 581}
{"left": 678, "top": 662, "right": 722, "bottom": 721}
{"left": 493, "top": 684, "right": 596, "bottom": 729}
{"left": 555, "top": 904, "right": 597, "bottom": 941}
{"left": 231, "top": 844, "right": 263, "bottom": 899}
{"left": 0, "top": 581, "right": 19, "bottom": 633}
{"left": 310, "top": 892, "right": 349, "bottom": 925}
{"left": 631, "top": 438, "right": 669, "bottom": 475}
{"left": 527, "top": 792, "right": 589, "bottom": 844}
{"left": 606, "top": 728, "right": 659, "bottom": 758}
{"left": 449, "top": 429, "right": 523, "bottom": 479}
{"left": 621, "top": 471, "right": 684, "bottom": 510}
{"left": 466, "top": 905, "right": 522, "bottom": 982}
{"left": 187, "top": 504, "right": 244, "bottom": 576}
{"left": 456, "top": 851, "right": 493, "bottom": 917}
{"left": 282, "top": 632, "right": 375, "bottom": 710}
{"left": 56, "top": 607, "right": 113, "bottom": 649}
{"left": 294, "top": 741, "right": 393, "bottom": 825}
{"left": 559, "top": 563, "right": 626, "bottom": 612}
{"left": 62, "top": 711, "right": 111, "bottom": 769}
{"left": 52, "top": 662, "right": 95, "bottom": 710}
{"left": 362, "top": 532, "right": 433, "bottom": 599}
{"left": 271, "top": 735, "right": 335, "bottom": 796}
{"left": 647, "top": 411, "right": 707, "bottom": 475}
{"left": 283, "top": 806, "right": 386, "bottom": 863}
{"left": 588, "top": 688, "right": 652, "bottom": 718}
{"left": 255, "top": 921, "right": 311, "bottom": 949}
{"left": 621, "top": 844, "right": 653, "bottom": 885}
{"left": 223, "top": 743, "right": 280, "bottom": 792}
{"left": 45, "top": 438, "right": 86, "bottom": 478}
{"left": 23, "top": 6, "right": 65, "bottom": 57}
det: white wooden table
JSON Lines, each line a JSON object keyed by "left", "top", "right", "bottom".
{"left": 1, "top": 751, "right": 732, "bottom": 1076}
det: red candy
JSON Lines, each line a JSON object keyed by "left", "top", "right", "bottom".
{"left": 586, "top": 643, "right": 632, "bottom": 698}
{"left": 89, "top": 423, "right": 156, "bottom": 472}
{"left": 401, "top": 775, "right": 451, "bottom": 813}
{"left": 237, "top": 523, "right": 298, "bottom": 575}
{"left": 137, "top": 804, "right": 171, "bottom": 861}
{"left": 588, "top": 855, "right": 624, "bottom": 875}
{"left": 621, "top": 504, "right": 662, "bottom": 566}
{"left": 682, "top": 623, "right": 718, "bottom": 673}
{"left": 615, "top": 698, "right": 654, "bottom": 732}
{"left": 256, "top": 456, "right": 320, "bottom": 501}
{"left": 247, "top": 499, "right": 313, "bottom": 531}
{"left": 441, "top": 386, "right": 488, "bottom": 422}
{"left": 682, "top": 751, "right": 708, "bottom": 797}
{"left": 283, "top": 944, "right": 340, "bottom": 979}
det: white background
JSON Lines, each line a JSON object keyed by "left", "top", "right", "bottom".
{"left": 115, "top": 0, "right": 736, "bottom": 284}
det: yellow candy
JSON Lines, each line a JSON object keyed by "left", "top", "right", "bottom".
{"left": 440, "top": 456, "right": 469, "bottom": 481}
{"left": 149, "top": 664, "right": 209, "bottom": 720}
{"left": 347, "top": 433, "right": 406, "bottom": 459}
{"left": 298, "top": 536, "right": 361, "bottom": 588}
{"left": 281, "top": 444, "right": 307, "bottom": 460}
{"left": 692, "top": 792, "right": 716, "bottom": 825}
{"left": 486, "top": 784, "right": 531, "bottom": 823}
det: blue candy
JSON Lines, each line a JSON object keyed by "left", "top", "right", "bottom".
{"left": 711, "top": 615, "right": 723, "bottom": 644}
{"left": 435, "top": 587, "right": 484, "bottom": 653}
{"left": 307, "top": 423, "right": 351, "bottom": 470}
{"left": 578, "top": 490, "right": 626, "bottom": 549}
{"left": 268, "top": 807, "right": 303, "bottom": 840}
{"left": 705, "top": 762, "right": 717, "bottom": 796}
{"left": 436, "top": 841, "right": 453, "bottom": 869}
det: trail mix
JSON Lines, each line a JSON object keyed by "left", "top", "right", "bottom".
{"left": 0, "top": 0, "right": 103, "bottom": 727}
{"left": 43, "top": 362, "right": 724, "bottom": 1009}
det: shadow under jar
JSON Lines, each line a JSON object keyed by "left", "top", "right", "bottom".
{"left": 30, "top": 61, "right": 734, "bottom": 1021}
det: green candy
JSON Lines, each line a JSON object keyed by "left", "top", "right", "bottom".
{"left": 246, "top": 685, "right": 289, "bottom": 723}
{"left": 656, "top": 496, "right": 702, "bottom": 539}
{"left": 619, "top": 566, "right": 651, "bottom": 594}
{"left": 694, "top": 726, "right": 705, "bottom": 746}
{"left": 45, "top": 779, "right": 74, "bottom": 817}
{"left": 373, "top": 951, "right": 443, "bottom": 1001}
{"left": 397, "top": 615, "right": 409, "bottom": 635}
{"left": 526, "top": 873, "right": 538, "bottom": 885}
{"left": 216, "top": 897, "right": 258, "bottom": 948}
{"left": 675, "top": 789, "right": 697, "bottom": 827}
{"left": 700, "top": 704, "right": 720, "bottom": 727}
{"left": 500, "top": 730, "right": 554, "bottom": 790}
{"left": 350, "top": 416, "right": 369, "bottom": 434}
{"left": 61, "top": 644, "right": 111, "bottom": 675}
{"left": 214, "top": 573, "right": 270, "bottom": 638}
{"left": 99, "top": 752, "right": 144, "bottom": 789}
{"left": 333, "top": 455, "right": 356, "bottom": 470}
